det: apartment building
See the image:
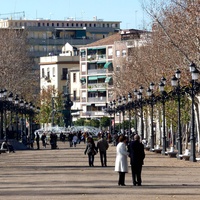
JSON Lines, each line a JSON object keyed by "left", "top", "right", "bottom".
{"left": 79, "top": 29, "right": 149, "bottom": 120}
{"left": 0, "top": 17, "right": 121, "bottom": 61}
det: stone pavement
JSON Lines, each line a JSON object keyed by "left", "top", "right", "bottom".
{"left": 0, "top": 141, "right": 200, "bottom": 200}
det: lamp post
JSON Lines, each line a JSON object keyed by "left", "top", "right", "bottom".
{"left": 147, "top": 82, "right": 155, "bottom": 151}
{"left": 117, "top": 97, "right": 122, "bottom": 133}
{"left": 14, "top": 95, "right": 19, "bottom": 141}
{"left": 133, "top": 89, "right": 138, "bottom": 134}
{"left": 137, "top": 86, "right": 144, "bottom": 139}
{"left": 121, "top": 96, "right": 127, "bottom": 134}
{"left": 112, "top": 100, "right": 116, "bottom": 135}
{"left": 188, "top": 62, "right": 199, "bottom": 162}
{"left": 159, "top": 79, "right": 167, "bottom": 155}
{"left": 171, "top": 69, "right": 182, "bottom": 158}
{"left": 128, "top": 92, "right": 132, "bottom": 140}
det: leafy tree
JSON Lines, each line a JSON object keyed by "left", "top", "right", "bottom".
{"left": 100, "top": 116, "right": 110, "bottom": 129}
{"left": 74, "top": 118, "right": 85, "bottom": 126}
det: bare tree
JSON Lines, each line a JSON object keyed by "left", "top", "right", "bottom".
{"left": 0, "top": 29, "right": 39, "bottom": 103}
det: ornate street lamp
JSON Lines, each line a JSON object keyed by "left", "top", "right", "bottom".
{"left": 147, "top": 82, "right": 155, "bottom": 151}
{"left": 128, "top": 92, "right": 132, "bottom": 140}
{"left": 121, "top": 96, "right": 127, "bottom": 134}
{"left": 159, "top": 80, "right": 167, "bottom": 155}
{"left": 188, "top": 63, "right": 199, "bottom": 162}
{"left": 137, "top": 86, "right": 144, "bottom": 139}
{"left": 133, "top": 89, "right": 138, "bottom": 134}
{"left": 171, "top": 69, "right": 182, "bottom": 158}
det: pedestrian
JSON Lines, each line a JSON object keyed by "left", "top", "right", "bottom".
{"left": 41, "top": 132, "right": 47, "bottom": 148}
{"left": 128, "top": 134, "right": 145, "bottom": 186}
{"left": 84, "top": 137, "right": 97, "bottom": 167}
{"left": 115, "top": 135, "right": 129, "bottom": 186}
{"left": 97, "top": 134, "right": 109, "bottom": 167}
{"left": 72, "top": 133, "right": 78, "bottom": 147}
{"left": 36, "top": 132, "right": 40, "bottom": 150}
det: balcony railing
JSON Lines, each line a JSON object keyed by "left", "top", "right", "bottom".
{"left": 87, "top": 54, "right": 106, "bottom": 61}
{"left": 88, "top": 83, "right": 106, "bottom": 89}
{"left": 82, "top": 111, "right": 105, "bottom": 117}
{"left": 88, "top": 69, "right": 106, "bottom": 74}
{"left": 87, "top": 97, "right": 106, "bottom": 102}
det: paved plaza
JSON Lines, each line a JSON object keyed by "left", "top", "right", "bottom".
{"left": 0, "top": 141, "right": 200, "bottom": 200}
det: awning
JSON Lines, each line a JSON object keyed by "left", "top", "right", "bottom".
{"left": 105, "top": 77, "right": 112, "bottom": 83}
{"left": 80, "top": 78, "right": 86, "bottom": 83}
{"left": 97, "top": 61, "right": 106, "bottom": 64}
{"left": 88, "top": 76, "right": 98, "bottom": 80}
{"left": 87, "top": 47, "right": 106, "bottom": 50}
{"left": 98, "top": 89, "right": 106, "bottom": 92}
{"left": 98, "top": 75, "right": 106, "bottom": 79}
{"left": 104, "top": 62, "right": 112, "bottom": 69}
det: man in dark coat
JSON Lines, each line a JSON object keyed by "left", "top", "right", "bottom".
{"left": 129, "top": 134, "right": 145, "bottom": 186}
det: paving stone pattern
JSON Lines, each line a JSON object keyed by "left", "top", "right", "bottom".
{"left": 0, "top": 141, "right": 200, "bottom": 200}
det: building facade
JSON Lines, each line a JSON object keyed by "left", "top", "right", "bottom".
{"left": 0, "top": 17, "right": 120, "bottom": 60}
{"left": 39, "top": 43, "right": 81, "bottom": 121}
{"left": 79, "top": 29, "right": 150, "bottom": 120}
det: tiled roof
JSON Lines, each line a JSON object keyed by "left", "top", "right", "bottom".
{"left": 83, "top": 33, "right": 121, "bottom": 47}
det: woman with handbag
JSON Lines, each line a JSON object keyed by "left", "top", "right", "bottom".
{"left": 84, "top": 137, "right": 97, "bottom": 167}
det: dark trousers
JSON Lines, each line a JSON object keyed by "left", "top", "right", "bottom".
{"left": 88, "top": 153, "right": 94, "bottom": 166}
{"left": 100, "top": 150, "right": 107, "bottom": 166}
{"left": 118, "top": 172, "right": 125, "bottom": 185}
{"left": 131, "top": 165, "right": 142, "bottom": 185}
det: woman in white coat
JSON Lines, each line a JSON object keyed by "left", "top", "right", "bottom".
{"left": 115, "top": 135, "right": 129, "bottom": 186}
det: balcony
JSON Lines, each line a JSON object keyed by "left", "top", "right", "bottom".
{"left": 88, "top": 69, "right": 106, "bottom": 75}
{"left": 87, "top": 97, "right": 106, "bottom": 102}
{"left": 88, "top": 83, "right": 106, "bottom": 89}
{"left": 82, "top": 111, "right": 105, "bottom": 117}
{"left": 87, "top": 54, "right": 106, "bottom": 61}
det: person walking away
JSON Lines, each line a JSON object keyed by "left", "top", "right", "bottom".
{"left": 36, "top": 132, "right": 40, "bottom": 150}
{"left": 72, "top": 134, "right": 78, "bottom": 147}
{"left": 129, "top": 134, "right": 145, "bottom": 186}
{"left": 115, "top": 135, "right": 129, "bottom": 186}
{"left": 97, "top": 134, "right": 109, "bottom": 167}
{"left": 41, "top": 132, "right": 47, "bottom": 148}
{"left": 84, "top": 137, "right": 97, "bottom": 167}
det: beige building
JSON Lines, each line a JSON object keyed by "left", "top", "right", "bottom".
{"left": 39, "top": 43, "right": 81, "bottom": 120}
{"left": 79, "top": 29, "right": 149, "bottom": 120}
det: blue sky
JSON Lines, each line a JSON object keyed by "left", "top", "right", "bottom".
{"left": 0, "top": 0, "right": 152, "bottom": 29}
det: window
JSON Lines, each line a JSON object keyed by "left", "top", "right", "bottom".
{"left": 57, "top": 23, "right": 59, "bottom": 27}
{"left": 73, "top": 90, "right": 77, "bottom": 101}
{"left": 42, "top": 68, "right": 45, "bottom": 78}
{"left": 122, "top": 50, "right": 126, "bottom": 57}
{"left": 52, "top": 67, "right": 55, "bottom": 77}
{"left": 73, "top": 73, "right": 76, "bottom": 83}
{"left": 108, "top": 48, "right": 113, "bottom": 56}
{"left": 47, "top": 68, "right": 50, "bottom": 79}
{"left": 116, "top": 50, "right": 120, "bottom": 57}
{"left": 62, "top": 68, "right": 68, "bottom": 80}
{"left": 52, "top": 23, "right": 54, "bottom": 27}
{"left": 82, "top": 64, "right": 86, "bottom": 72}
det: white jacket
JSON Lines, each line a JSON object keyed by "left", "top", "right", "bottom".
{"left": 115, "top": 142, "right": 129, "bottom": 172}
